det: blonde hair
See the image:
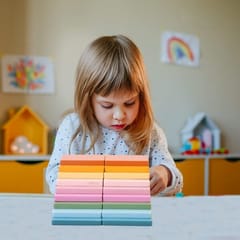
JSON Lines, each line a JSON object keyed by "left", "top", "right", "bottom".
{"left": 73, "top": 35, "right": 154, "bottom": 154}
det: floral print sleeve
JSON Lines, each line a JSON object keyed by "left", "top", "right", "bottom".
{"left": 45, "top": 113, "right": 78, "bottom": 193}
{"left": 149, "top": 123, "right": 183, "bottom": 196}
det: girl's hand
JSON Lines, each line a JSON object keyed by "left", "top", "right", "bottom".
{"left": 149, "top": 165, "right": 172, "bottom": 195}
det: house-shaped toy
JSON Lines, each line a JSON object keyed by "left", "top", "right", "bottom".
{"left": 180, "top": 112, "right": 220, "bottom": 153}
{"left": 2, "top": 105, "right": 49, "bottom": 154}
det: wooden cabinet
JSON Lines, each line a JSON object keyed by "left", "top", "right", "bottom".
{"left": 175, "top": 158, "right": 204, "bottom": 196}
{"left": 209, "top": 157, "right": 240, "bottom": 195}
{"left": 174, "top": 154, "right": 240, "bottom": 196}
{"left": 0, "top": 160, "right": 49, "bottom": 193}
{"left": 0, "top": 155, "right": 50, "bottom": 193}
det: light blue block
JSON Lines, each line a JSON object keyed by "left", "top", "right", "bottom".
{"left": 102, "top": 209, "right": 152, "bottom": 219}
{"left": 52, "top": 217, "right": 102, "bottom": 225}
{"left": 52, "top": 209, "right": 102, "bottom": 218}
{"left": 102, "top": 217, "right": 152, "bottom": 226}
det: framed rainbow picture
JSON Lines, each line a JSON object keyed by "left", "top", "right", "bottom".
{"left": 1, "top": 55, "right": 55, "bottom": 94}
{"left": 161, "top": 31, "right": 200, "bottom": 67}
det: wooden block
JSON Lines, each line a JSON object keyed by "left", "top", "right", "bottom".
{"left": 54, "top": 202, "right": 102, "bottom": 209}
{"left": 102, "top": 218, "right": 152, "bottom": 226}
{"left": 102, "top": 202, "right": 151, "bottom": 210}
{"left": 104, "top": 160, "right": 149, "bottom": 166}
{"left": 101, "top": 209, "right": 152, "bottom": 219}
{"left": 104, "top": 165, "right": 149, "bottom": 172}
{"left": 60, "top": 154, "right": 104, "bottom": 165}
{"left": 52, "top": 217, "right": 102, "bottom": 225}
{"left": 59, "top": 165, "right": 104, "bottom": 172}
{"left": 54, "top": 193, "right": 102, "bottom": 202}
{"left": 56, "top": 179, "right": 103, "bottom": 187}
{"left": 56, "top": 186, "right": 103, "bottom": 194}
{"left": 58, "top": 172, "right": 103, "bottom": 179}
{"left": 103, "top": 179, "right": 150, "bottom": 187}
{"left": 104, "top": 155, "right": 149, "bottom": 166}
{"left": 103, "top": 186, "right": 150, "bottom": 195}
{"left": 61, "top": 154, "right": 105, "bottom": 161}
{"left": 60, "top": 160, "right": 104, "bottom": 165}
{"left": 52, "top": 209, "right": 102, "bottom": 218}
{"left": 103, "top": 194, "right": 151, "bottom": 202}
{"left": 105, "top": 155, "right": 148, "bottom": 161}
{"left": 104, "top": 172, "right": 149, "bottom": 180}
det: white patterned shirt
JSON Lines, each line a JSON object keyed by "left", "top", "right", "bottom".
{"left": 46, "top": 113, "right": 183, "bottom": 195}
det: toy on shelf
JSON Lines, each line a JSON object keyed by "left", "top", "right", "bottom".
{"left": 2, "top": 105, "right": 49, "bottom": 154}
{"left": 10, "top": 135, "right": 40, "bottom": 154}
{"left": 180, "top": 112, "right": 228, "bottom": 155}
{"left": 52, "top": 154, "right": 152, "bottom": 226}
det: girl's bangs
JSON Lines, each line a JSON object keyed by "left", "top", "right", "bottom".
{"left": 94, "top": 65, "right": 141, "bottom": 96}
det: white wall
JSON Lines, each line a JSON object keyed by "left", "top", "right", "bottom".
{"left": 0, "top": 0, "right": 240, "bottom": 153}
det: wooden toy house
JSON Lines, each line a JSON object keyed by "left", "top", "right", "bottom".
{"left": 180, "top": 112, "right": 221, "bottom": 153}
{"left": 2, "top": 105, "right": 49, "bottom": 154}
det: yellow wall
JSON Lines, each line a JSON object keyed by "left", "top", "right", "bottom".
{"left": 0, "top": 0, "right": 240, "bottom": 154}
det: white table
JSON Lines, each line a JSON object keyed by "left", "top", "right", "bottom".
{"left": 0, "top": 194, "right": 240, "bottom": 240}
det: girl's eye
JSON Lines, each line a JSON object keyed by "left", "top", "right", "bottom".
{"left": 125, "top": 101, "right": 135, "bottom": 107}
{"left": 101, "top": 105, "right": 112, "bottom": 109}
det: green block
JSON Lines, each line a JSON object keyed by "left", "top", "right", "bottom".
{"left": 102, "top": 202, "right": 151, "bottom": 210}
{"left": 54, "top": 202, "right": 102, "bottom": 209}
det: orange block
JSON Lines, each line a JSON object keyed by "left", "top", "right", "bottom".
{"left": 60, "top": 154, "right": 104, "bottom": 165}
{"left": 105, "top": 165, "right": 149, "bottom": 173}
{"left": 104, "top": 155, "right": 149, "bottom": 166}
{"left": 59, "top": 165, "right": 104, "bottom": 172}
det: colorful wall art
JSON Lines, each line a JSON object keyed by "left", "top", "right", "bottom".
{"left": 161, "top": 31, "right": 200, "bottom": 67}
{"left": 1, "top": 55, "right": 55, "bottom": 94}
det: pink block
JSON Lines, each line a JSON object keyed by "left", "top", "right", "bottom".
{"left": 104, "top": 172, "right": 149, "bottom": 179}
{"left": 104, "top": 179, "right": 150, "bottom": 187}
{"left": 104, "top": 155, "right": 148, "bottom": 161}
{"left": 103, "top": 187, "right": 150, "bottom": 195}
{"left": 103, "top": 194, "right": 151, "bottom": 202}
{"left": 61, "top": 154, "right": 105, "bottom": 161}
{"left": 56, "top": 179, "right": 103, "bottom": 187}
{"left": 56, "top": 186, "right": 103, "bottom": 194}
{"left": 54, "top": 193, "right": 102, "bottom": 202}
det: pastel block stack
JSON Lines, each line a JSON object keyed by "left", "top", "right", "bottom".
{"left": 52, "top": 155, "right": 152, "bottom": 226}
{"left": 102, "top": 155, "right": 152, "bottom": 226}
{"left": 52, "top": 155, "right": 105, "bottom": 225}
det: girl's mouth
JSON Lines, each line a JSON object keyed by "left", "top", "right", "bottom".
{"left": 111, "top": 124, "right": 126, "bottom": 130}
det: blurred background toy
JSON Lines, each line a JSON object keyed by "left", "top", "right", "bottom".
{"left": 2, "top": 105, "right": 49, "bottom": 154}
{"left": 180, "top": 112, "right": 228, "bottom": 154}
{"left": 10, "top": 135, "right": 40, "bottom": 154}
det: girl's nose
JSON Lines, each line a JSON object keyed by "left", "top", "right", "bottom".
{"left": 113, "top": 107, "right": 125, "bottom": 121}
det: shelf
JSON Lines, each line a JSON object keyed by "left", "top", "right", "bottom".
{"left": 173, "top": 153, "right": 240, "bottom": 160}
{"left": 0, "top": 154, "right": 50, "bottom": 161}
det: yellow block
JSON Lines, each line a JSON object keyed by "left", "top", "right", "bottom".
{"left": 104, "top": 172, "right": 149, "bottom": 179}
{"left": 58, "top": 172, "right": 103, "bottom": 179}
{"left": 105, "top": 165, "right": 149, "bottom": 172}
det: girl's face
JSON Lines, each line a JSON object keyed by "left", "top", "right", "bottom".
{"left": 92, "top": 90, "right": 140, "bottom": 131}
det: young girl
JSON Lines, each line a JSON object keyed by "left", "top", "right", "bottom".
{"left": 46, "top": 35, "right": 183, "bottom": 196}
